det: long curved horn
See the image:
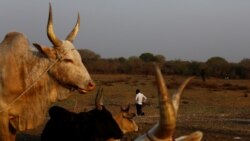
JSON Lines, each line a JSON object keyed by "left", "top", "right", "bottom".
{"left": 154, "top": 65, "right": 176, "bottom": 138}
{"left": 66, "top": 13, "right": 80, "bottom": 42}
{"left": 47, "top": 3, "right": 62, "bottom": 47}
{"left": 95, "top": 87, "right": 104, "bottom": 110}
{"left": 172, "top": 76, "right": 195, "bottom": 114}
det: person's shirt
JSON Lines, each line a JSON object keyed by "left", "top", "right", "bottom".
{"left": 135, "top": 92, "right": 147, "bottom": 105}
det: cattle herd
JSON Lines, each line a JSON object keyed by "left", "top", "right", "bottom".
{"left": 0, "top": 3, "right": 203, "bottom": 141}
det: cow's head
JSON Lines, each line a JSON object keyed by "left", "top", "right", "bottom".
{"left": 114, "top": 104, "right": 138, "bottom": 134}
{"left": 134, "top": 65, "right": 203, "bottom": 141}
{"left": 33, "top": 4, "right": 95, "bottom": 94}
{"left": 84, "top": 87, "right": 124, "bottom": 140}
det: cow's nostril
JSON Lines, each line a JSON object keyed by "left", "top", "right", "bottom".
{"left": 88, "top": 81, "right": 95, "bottom": 90}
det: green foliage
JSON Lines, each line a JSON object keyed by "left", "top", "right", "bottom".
{"left": 78, "top": 49, "right": 250, "bottom": 79}
{"left": 139, "top": 53, "right": 155, "bottom": 62}
{"left": 154, "top": 54, "right": 166, "bottom": 65}
{"left": 230, "top": 63, "right": 247, "bottom": 79}
{"left": 78, "top": 49, "right": 100, "bottom": 61}
{"left": 205, "top": 56, "right": 230, "bottom": 78}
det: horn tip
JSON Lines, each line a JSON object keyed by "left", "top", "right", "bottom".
{"left": 49, "top": 2, "right": 52, "bottom": 9}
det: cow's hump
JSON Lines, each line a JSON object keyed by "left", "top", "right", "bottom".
{"left": 0, "top": 32, "right": 30, "bottom": 54}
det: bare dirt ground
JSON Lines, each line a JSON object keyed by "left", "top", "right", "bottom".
{"left": 17, "top": 74, "right": 250, "bottom": 141}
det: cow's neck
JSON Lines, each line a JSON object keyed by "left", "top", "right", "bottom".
{"left": 8, "top": 51, "right": 73, "bottom": 131}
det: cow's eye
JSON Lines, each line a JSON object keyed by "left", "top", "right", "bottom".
{"left": 63, "top": 59, "right": 73, "bottom": 63}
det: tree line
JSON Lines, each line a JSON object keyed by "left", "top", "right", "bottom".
{"left": 78, "top": 49, "right": 250, "bottom": 79}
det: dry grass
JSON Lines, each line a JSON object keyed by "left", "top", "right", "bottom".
{"left": 17, "top": 74, "right": 250, "bottom": 141}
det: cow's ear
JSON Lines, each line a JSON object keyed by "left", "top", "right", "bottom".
{"left": 33, "top": 43, "right": 56, "bottom": 59}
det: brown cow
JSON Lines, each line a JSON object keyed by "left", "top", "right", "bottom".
{"left": 0, "top": 4, "right": 95, "bottom": 141}
{"left": 113, "top": 104, "right": 138, "bottom": 134}
{"left": 134, "top": 65, "right": 203, "bottom": 141}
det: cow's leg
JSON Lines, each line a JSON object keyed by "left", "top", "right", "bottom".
{"left": 0, "top": 112, "right": 16, "bottom": 141}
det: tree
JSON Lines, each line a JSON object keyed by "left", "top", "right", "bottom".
{"left": 154, "top": 54, "right": 166, "bottom": 64}
{"left": 188, "top": 61, "right": 202, "bottom": 76}
{"left": 230, "top": 63, "right": 246, "bottom": 79}
{"left": 239, "top": 58, "right": 250, "bottom": 66}
{"left": 78, "top": 49, "right": 100, "bottom": 61}
{"left": 206, "top": 57, "right": 230, "bottom": 78}
{"left": 139, "top": 53, "right": 155, "bottom": 62}
{"left": 238, "top": 58, "right": 250, "bottom": 78}
{"left": 78, "top": 49, "right": 101, "bottom": 73}
{"left": 128, "top": 56, "right": 144, "bottom": 74}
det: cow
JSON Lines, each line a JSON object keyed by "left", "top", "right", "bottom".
{"left": 134, "top": 65, "right": 203, "bottom": 141}
{"left": 0, "top": 4, "right": 95, "bottom": 141}
{"left": 113, "top": 104, "right": 138, "bottom": 134}
{"left": 41, "top": 87, "right": 123, "bottom": 141}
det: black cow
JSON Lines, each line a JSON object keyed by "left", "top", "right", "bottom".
{"left": 41, "top": 88, "right": 123, "bottom": 141}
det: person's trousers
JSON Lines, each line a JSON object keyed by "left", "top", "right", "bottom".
{"left": 136, "top": 104, "right": 143, "bottom": 115}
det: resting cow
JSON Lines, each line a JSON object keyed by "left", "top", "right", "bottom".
{"left": 134, "top": 65, "right": 203, "bottom": 141}
{"left": 113, "top": 104, "right": 138, "bottom": 134}
{"left": 0, "top": 4, "right": 95, "bottom": 141}
{"left": 41, "top": 87, "right": 123, "bottom": 141}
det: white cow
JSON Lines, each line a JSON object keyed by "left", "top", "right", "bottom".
{"left": 0, "top": 4, "right": 95, "bottom": 141}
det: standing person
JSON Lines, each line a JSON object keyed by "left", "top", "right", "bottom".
{"left": 135, "top": 89, "right": 147, "bottom": 116}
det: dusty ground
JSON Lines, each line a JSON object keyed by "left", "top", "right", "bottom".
{"left": 17, "top": 74, "right": 250, "bottom": 141}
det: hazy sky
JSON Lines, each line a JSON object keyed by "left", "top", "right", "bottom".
{"left": 0, "top": 0, "right": 250, "bottom": 63}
